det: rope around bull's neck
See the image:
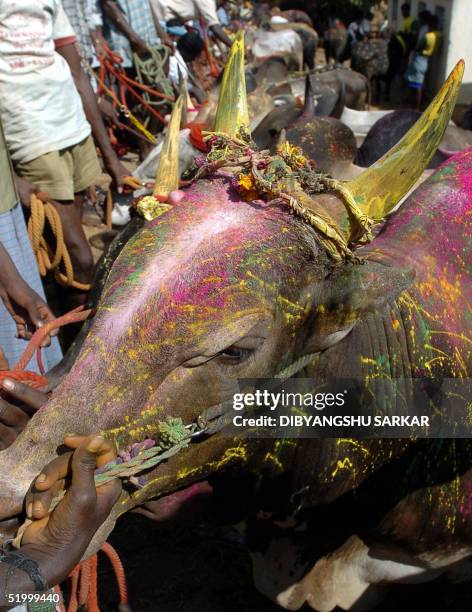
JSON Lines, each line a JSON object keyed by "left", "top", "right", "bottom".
{"left": 188, "top": 130, "right": 375, "bottom": 262}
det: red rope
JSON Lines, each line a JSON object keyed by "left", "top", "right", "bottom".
{"left": 0, "top": 370, "right": 48, "bottom": 390}
{"left": 0, "top": 306, "right": 92, "bottom": 390}
{"left": 104, "top": 59, "right": 168, "bottom": 125}
{"left": 67, "top": 567, "right": 80, "bottom": 612}
{"left": 36, "top": 347, "right": 45, "bottom": 376}
{"left": 118, "top": 69, "right": 175, "bottom": 102}
{"left": 99, "top": 44, "right": 174, "bottom": 102}
{"left": 78, "top": 557, "right": 92, "bottom": 607}
{"left": 54, "top": 584, "right": 66, "bottom": 612}
{"left": 14, "top": 306, "right": 92, "bottom": 372}
{"left": 88, "top": 555, "right": 100, "bottom": 612}
{"left": 65, "top": 544, "right": 129, "bottom": 612}
{"left": 100, "top": 542, "right": 129, "bottom": 606}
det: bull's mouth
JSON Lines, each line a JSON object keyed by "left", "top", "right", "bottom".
{"left": 114, "top": 399, "right": 234, "bottom": 499}
{"left": 0, "top": 402, "right": 237, "bottom": 546}
{"left": 134, "top": 481, "right": 214, "bottom": 522}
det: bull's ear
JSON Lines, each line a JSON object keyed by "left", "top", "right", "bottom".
{"left": 302, "top": 261, "right": 414, "bottom": 352}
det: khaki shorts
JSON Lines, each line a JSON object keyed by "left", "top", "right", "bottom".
{"left": 16, "top": 135, "right": 101, "bottom": 201}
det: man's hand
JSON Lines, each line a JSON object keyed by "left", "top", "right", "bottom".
{"left": 130, "top": 36, "right": 151, "bottom": 57}
{"left": 0, "top": 276, "right": 56, "bottom": 343}
{"left": 14, "top": 175, "right": 39, "bottom": 209}
{"left": 0, "top": 379, "right": 48, "bottom": 449}
{"left": 98, "top": 98, "right": 121, "bottom": 128}
{"left": 103, "top": 157, "right": 129, "bottom": 193}
{"left": 16, "top": 435, "right": 121, "bottom": 589}
{"left": 0, "top": 244, "right": 57, "bottom": 344}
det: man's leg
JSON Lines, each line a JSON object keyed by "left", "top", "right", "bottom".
{"left": 415, "top": 86, "right": 423, "bottom": 110}
{"left": 51, "top": 193, "right": 94, "bottom": 308}
{"left": 16, "top": 139, "right": 100, "bottom": 311}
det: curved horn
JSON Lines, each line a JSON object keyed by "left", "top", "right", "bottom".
{"left": 214, "top": 31, "right": 249, "bottom": 137}
{"left": 154, "top": 94, "right": 184, "bottom": 199}
{"left": 348, "top": 60, "right": 464, "bottom": 221}
{"left": 276, "top": 127, "right": 287, "bottom": 149}
{"left": 302, "top": 74, "right": 315, "bottom": 118}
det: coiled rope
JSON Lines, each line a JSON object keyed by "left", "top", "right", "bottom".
{"left": 133, "top": 45, "right": 175, "bottom": 121}
{"left": 28, "top": 194, "right": 91, "bottom": 292}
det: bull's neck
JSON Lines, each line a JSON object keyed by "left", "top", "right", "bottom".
{"left": 292, "top": 302, "right": 423, "bottom": 507}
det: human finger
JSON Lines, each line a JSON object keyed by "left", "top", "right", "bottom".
{"left": 1, "top": 378, "right": 48, "bottom": 412}
{"left": 0, "top": 423, "right": 16, "bottom": 449}
{"left": 0, "top": 398, "right": 29, "bottom": 428}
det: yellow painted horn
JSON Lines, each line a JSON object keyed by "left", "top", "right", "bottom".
{"left": 154, "top": 94, "right": 184, "bottom": 199}
{"left": 348, "top": 60, "right": 464, "bottom": 221}
{"left": 214, "top": 31, "right": 249, "bottom": 137}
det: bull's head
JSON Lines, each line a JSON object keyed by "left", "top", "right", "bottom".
{"left": 0, "top": 37, "right": 464, "bottom": 545}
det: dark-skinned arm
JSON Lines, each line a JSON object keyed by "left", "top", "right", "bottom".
{"left": 56, "top": 43, "right": 128, "bottom": 192}
{"left": 101, "top": 0, "right": 150, "bottom": 56}
{"left": 0, "top": 379, "right": 48, "bottom": 450}
{"left": 149, "top": 9, "right": 174, "bottom": 50}
{"left": 209, "top": 23, "right": 232, "bottom": 47}
{"left": 0, "top": 244, "right": 57, "bottom": 345}
{"left": 0, "top": 436, "right": 121, "bottom": 608}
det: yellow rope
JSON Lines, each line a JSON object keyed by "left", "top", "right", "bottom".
{"left": 28, "top": 194, "right": 92, "bottom": 292}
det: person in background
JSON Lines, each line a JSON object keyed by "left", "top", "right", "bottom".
{"left": 216, "top": 1, "right": 231, "bottom": 28}
{"left": 149, "top": 0, "right": 233, "bottom": 47}
{"left": 101, "top": 0, "right": 169, "bottom": 67}
{"left": 345, "top": 9, "right": 370, "bottom": 59}
{"left": 405, "top": 11, "right": 437, "bottom": 110}
{"left": 0, "top": 1, "right": 128, "bottom": 310}
{"left": 399, "top": 2, "right": 418, "bottom": 51}
{"left": 168, "top": 32, "right": 206, "bottom": 102}
{"left": 62, "top": 0, "right": 106, "bottom": 69}
{"left": 0, "top": 116, "right": 61, "bottom": 372}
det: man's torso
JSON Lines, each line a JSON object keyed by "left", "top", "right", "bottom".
{"left": 0, "top": 0, "right": 90, "bottom": 163}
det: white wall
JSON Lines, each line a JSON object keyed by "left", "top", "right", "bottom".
{"left": 446, "top": 0, "right": 472, "bottom": 102}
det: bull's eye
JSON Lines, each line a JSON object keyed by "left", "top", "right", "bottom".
{"left": 218, "top": 346, "right": 253, "bottom": 365}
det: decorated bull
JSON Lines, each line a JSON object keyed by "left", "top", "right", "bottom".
{"left": 356, "top": 109, "right": 472, "bottom": 168}
{"left": 281, "top": 76, "right": 357, "bottom": 177}
{"left": 0, "top": 35, "right": 470, "bottom": 611}
{"left": 351, "top": 38, "right": 389, "bottom": 104}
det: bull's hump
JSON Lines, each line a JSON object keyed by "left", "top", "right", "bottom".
{"left": 373, "top": 149, "right": 472, "bottom": 263}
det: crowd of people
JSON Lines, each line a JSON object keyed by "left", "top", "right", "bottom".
{"left": 332, "top": 2, "right": 443, "bottom": 108}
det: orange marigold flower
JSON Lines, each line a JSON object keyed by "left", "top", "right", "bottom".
{"left": 238, "top": 173, "right": 255, "bottom": 191}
